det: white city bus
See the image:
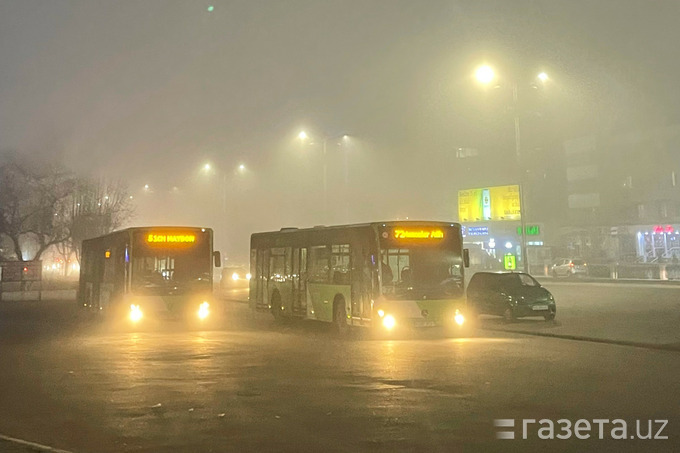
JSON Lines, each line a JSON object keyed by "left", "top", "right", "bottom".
{"left": 250, "top": 221, "right": 470, "bottom": 334}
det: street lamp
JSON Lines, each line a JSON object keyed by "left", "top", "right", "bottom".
{"left": 298, "top": 131, "right": 351, "bottom": 220}
{"left": 475, "top": 65, "right": 549, "bottom": 273}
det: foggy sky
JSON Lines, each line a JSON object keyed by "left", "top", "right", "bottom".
{"left": 1, "top": 0, "right": 679, "bottom": 261}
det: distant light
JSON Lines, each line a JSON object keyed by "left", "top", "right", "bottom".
{"left": 207, "top": 5, "right": 214, "bottom": 12}
{"left": 144, "top": 184, "right": 150, "bottom": 190}
{"left": 505, "top": 241, "right": 513, "bottom": 249}
{"left": 475, "top": 65, "right": 495, "bottom": 84}
{"left": 204, "top": 163, "right": 211, "bottom": 171}
{"left": 104, "top": 196, "right": 109, "bottom": 200}
{"left": 238, "top": 164, "right": 246, "bottom": 172}
{"left": 537, "top": 72, "right": 549, "bottom": 82}
{"left": 129, "top": 196, "right": 134, "bottom": 199}
{"left": 298, "top": 131, "right": 308, "bottom": 140}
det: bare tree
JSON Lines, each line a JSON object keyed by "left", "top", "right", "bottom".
{"left": 0, "top": 153, "right": 73, "bottom": 261}
{"left": 0, "top": 152, "right": 133, "bottom": 264}
{"left": 56, "top": 178, "right": 134, "bottom": 266}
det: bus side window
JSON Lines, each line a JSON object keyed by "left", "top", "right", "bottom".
{"left": 309, "top": 246, "right": 330, "bottom": 283}
{"left": 331, "top": 244, "right": 350, "bottom": 285}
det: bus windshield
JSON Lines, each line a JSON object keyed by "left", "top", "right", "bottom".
{"left": 380, "top": 247, "right": 463, "bottom": 299}
{"left": 131, "top": 251, "right": 211, "bottom": 293}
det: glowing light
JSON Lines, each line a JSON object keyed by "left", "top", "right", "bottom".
{"left": 393, "top": 228, "right": 444, "bottom": 240}
{"left": 377, "top": 309, "right": 385, "bottom": 318}
{"left": 382, "top": 314, "right": 396, "bottom": 330}
{"left": 298, "top": 131, "right": 308, "bottom": 140}
{"left": 129, "top": 305, "right": 143, "bottom": 323}
{"left": 105, "top": 250, "right": 111, "bottom": 259}
{"left": 198, "top": 302, "right": 210, "bottom": 320}
{"left": 505, "top": 241, "right": 513, "bottom": 249}
{"left": 537, "top": 72, "right": 549, "bottom": 82}
{"left": 475, "top": 65, "right": 495, "bottom": 84}
{"left": 147, "top": 234, "right": 196, "bottom": 244}
{"left": 246, "top": 273, "right": 252, "bottom": 280}
{"left": 454, "top": 310, "right": 465, "bottom": 326}
{"left": 207, "top": 5, "right": 214, "bottom": 12}
{"left": 232, "top": 272, "right": 240, "bottom": 281}
{"left": 204, "top": 163, "right": 211, "bottom": 171}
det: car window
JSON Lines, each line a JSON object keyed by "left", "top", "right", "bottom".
{"left": 518, "top": 274, "right": 539, "bottom": 286}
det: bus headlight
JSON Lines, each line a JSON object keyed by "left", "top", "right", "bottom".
{"left": 454, "top": 309, "right": 465, "bottom": 326}
{"left": 198, "top": 301, "right": 210, "bottom": 319}
{"left": 129, "top": 304, "right": 143, "bottom": 323}
{"left": 382, "top": 314, "right": 396, "bottom": 330}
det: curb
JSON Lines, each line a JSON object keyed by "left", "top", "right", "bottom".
{"left": 534, "top": 276, "right": 680, "bottom": 286}
{"left": 481, "top": 326, "right": 680, "bottom": 352}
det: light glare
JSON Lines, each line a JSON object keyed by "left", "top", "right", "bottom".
{"left": 382, "top": 314, "right": 396, "bottom": 330}
{"left": 476, "top": 65, "right": 495, "bottom": 84}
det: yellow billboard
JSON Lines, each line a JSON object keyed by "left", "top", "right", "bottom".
{"left": 458, "top": 185, "right": 521, "bottom": 222}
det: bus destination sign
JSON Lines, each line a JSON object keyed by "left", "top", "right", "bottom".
{"left": 146, "top": 234, "right": 196, "bottom": 244}
{"left": 393, "top": 228, "right": 444, "bottom": 240}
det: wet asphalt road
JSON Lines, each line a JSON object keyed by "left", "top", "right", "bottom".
{"left": 0, "top": 285, "right": 679, "bottom": 453}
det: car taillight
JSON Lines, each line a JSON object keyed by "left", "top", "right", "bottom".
{"left": 569, "top": 263, "right": 574, "bottom": 267}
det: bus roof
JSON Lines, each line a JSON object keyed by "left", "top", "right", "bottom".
{"left": 252, "top": 220, "right": 461, "bottom": 237}
{"left": 82, "top": 226, "right": 212, "bottom": 244}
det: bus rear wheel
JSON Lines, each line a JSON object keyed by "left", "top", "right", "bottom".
{"left": 333, "top": 299, "right": 349, "bottom": 336}
{"left": 271, "top": 292, "right": 284, "bottom": 323}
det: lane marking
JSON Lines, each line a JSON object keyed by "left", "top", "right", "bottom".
{"left": 0, "top": 434, "right": 77, "bottom": 453}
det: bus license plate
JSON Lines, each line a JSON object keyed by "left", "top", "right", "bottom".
{"left": 532, "top": 305, "right": 549, "bottom": 311}
{"left": 415, "top": 320, "right": 437, "bottom": 327}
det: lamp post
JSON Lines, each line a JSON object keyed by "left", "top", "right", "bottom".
{"left": 475, "top": 65, "right": 548, "bottom": 273}
{"left": 298, "top": 131, "right": 350, "bottom": 220}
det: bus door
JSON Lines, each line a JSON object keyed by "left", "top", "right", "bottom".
{"left": 291, "top": 248, "right": 307, "bottom": 316}
{"left": 255, "top": 249, "right": 269, "bottom": 310}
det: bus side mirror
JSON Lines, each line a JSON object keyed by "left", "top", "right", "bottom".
{"left": 463, "top": 248, "right": 470, "bottom": 268}
{"left": 213, "top": 251, "right": 221, "bottom": 268}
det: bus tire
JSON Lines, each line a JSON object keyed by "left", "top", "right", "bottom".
{"left": 332, "top": 297, "right": 349, "bottom": 336}
{"left": 271, "top": 291, "right": 284, "bottom": 323}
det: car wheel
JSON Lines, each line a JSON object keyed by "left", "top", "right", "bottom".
{"left": 503, "top": 307, "right": 515, "bottom": 322}
{"left": 544, "top": 313, "right": 555, "bottom": 322}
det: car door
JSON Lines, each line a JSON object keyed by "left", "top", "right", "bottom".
{"left": 467, "top": 274, "right": 484, "bottom": 313}
{"left": 487, "top": 275, "right": 512, "bottom": 315}
{"left": 480, "top": 275, "right": 500, "bottom": 315}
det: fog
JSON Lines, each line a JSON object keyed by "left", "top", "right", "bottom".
{"left": 2, "top": 0, "right": 679, "bottom": 263}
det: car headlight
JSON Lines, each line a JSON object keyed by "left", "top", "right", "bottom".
{"left": 246, "top": 273, "right": 252, "bottom": 280}
{"left": 129, "top": 304, "right": 143, "bottom": 323}
{"left": 198, "top": 301, "right": 210, "bottom": 319}
{"left": 232, "top": 272, "right": 239, "bottom": 281}
{"left": 382, "top": 314, "right": 396, "bottom": 330}
{"left": 454, "top": 309, "right": 465, "bottom": 326}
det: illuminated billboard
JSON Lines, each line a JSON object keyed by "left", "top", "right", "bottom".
{"left": 458, "top": 185, "right": 521, "bottom": 222}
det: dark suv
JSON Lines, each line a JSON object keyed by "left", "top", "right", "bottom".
{"left": 467, "top": 272, "right": 556, "bottom": 321}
